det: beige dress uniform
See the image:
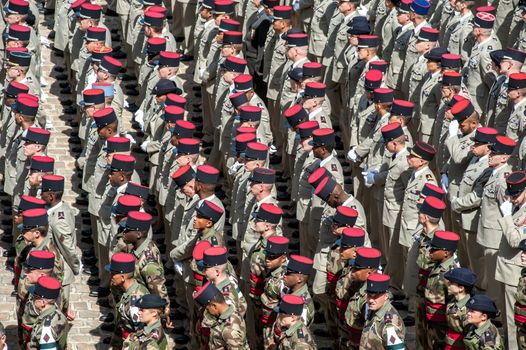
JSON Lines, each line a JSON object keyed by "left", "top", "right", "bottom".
{"left": 396, "top": 166, "right": 436, "bottom": 294}
{"left": 380, "top": 147, "right": 411, "bottom": 262}
{"left": 505, "top": 98, "right": 526, "bottom": 168}
{"left": 477, "top": 163, "right": 512, "bottom": 317}
{"left": 48, "top": 201, "right": 80, "bottom": 310}
{"left": 296, "top": 153, "right": 318, "bottom": 257}
{"left": 496, "top": 202, "right": 526, "bottom": 350}
{"left": 444, "top": 127, "right": 476, "bottom": 247}
{"left": 452, "top": 154, "right": 489, "bottom": 289}
{"left": 308, "top": 0, "right": 338, "bottom": 60}
{"left": 418, "top": 70, "right": 443, "bottom": 143}
{"left": 385, "top": 22, "right": 414, "bottom": 94}
{"left": 378, "top": 6, "right": 399, "bottom": 59}
{"left": 494, "top": 0, "right": 520, "bottom": 45}
{"left": 172, "top": 0, "right": 198, "bottom": 55}
{"left": 445, "top": 12, "right": 474, "bottom": 63}
{"left": 462, "top": 35, "right": 501, "bottom": 114}
{"left": 407, "top": 55, "right": 428, "bottom": 120}
{"left": 485, "top": 74, "right": 510, "bottom": 131}
{"left": 400, "top": 21, "right": 431, "bottom": 97}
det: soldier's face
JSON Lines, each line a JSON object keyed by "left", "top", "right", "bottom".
{"left": 339, "top": 246, "right": 357, "bottom": 261}
{"left": 6, "top": 40, "right": 23, "bottom": 48}
{"left": 357, "top": 48, "right": 370, "bottom": 61}
{"left": 466, "top": 309, "right": 486, "bottom": 325}
{"left": 366, "top": 292, "right": 388, "bottom": 311}
{"left": 521, "top": 251, "right": 526, "bottom": 265}
{"left": 86, "top": 41, "right": 103, "bottom": 53}
{"left": 32, "top": 297, "right": 47, "bottom": 312}
{"left": 28, "top": 172, "right": 43, "bottom": 188}
{"left": 181, "top": 179, "right": 196, "bottom": 198}
{"left": 221, "top": 44, "right": 236, "bottom": 57}
{"left": 193, "top": 215, "right": 212, "bottom": 230}
{"left": 396, "top": 12, "right": 410, "bottom": 25}
{"left": 108, "top": 170, "right": 124, "bottom": 187}
{"left": 429, "top": 248, "right": 448, "bottom": 262}
{"left": 5, "top": 14, "right": 21, "bottom": 25}
{"left": 265, "top": 254, "right": 285, "bottom": 270}
{"left": 470, "top": 143, "right": 488, "bottom": 157}
{"left": 278, "top": 314, "right": 296, "bottom": 328}
{"left": 510, "top": 190, "right": 526, "bottom": 206}
{"left": 508, "top": 88, "right": 521, "bottom": 102}
{"left": 488, "top": 153, "right": 508, "bottom": 168}
{"left": 244, "top": 160, "right": 261, "bottom": 172}
{"left": 282, "top": 272, "right": 300, "bottom": 288}
{"left": 204, "top": 266, "right": 219, "bottom": 281}
{"left": 23, "top": 142, "right": 41, "bottom": 157}
{"left": 78, "top": 19, "right": 92, "bottom": 31}
{"left": 26, "top": 269, "right": 44, "bottom": 284}
{"left": 446, "top": 280, "right": 463, "bottom": 296}
{"left": 351, "top": 267, "right": 371, "bottom": 282}
{"left": 406, "top": 154, "right": 424, "bottom": 169}
{"left": 349, "top": 35, "right": 359, "bottom": 46}
{"left": 6, "top": 66, "right": 21, "bottom": 80}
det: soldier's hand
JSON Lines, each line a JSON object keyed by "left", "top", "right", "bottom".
{"left": 67, "top": 308, "right": 76, "bottom": 321}
{"left": 164, "top": 314, "right": 174, "bottom": 329}
{"left": 346, "top": 147, "right": 358, "bottom": 162}
{"left": 448, "top": 119, "right": 459, "bottom": 138}
{"left": 499, "top": 200, "right": 513, "bottom": 217}
{"left": 441, "top": 174, "right": 449, "bottom": 192}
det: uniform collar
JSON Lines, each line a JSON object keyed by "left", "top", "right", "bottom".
{"left": 144, "top": 319, "right": 163, "bottom": 334}
{"left": 413, "top": 166, "right": 429, "bottom": 179}
{"left": 292, "top": 57, "right": 308, "bottom": 69}
{"left": 320, "top": 153, "right": 334, "bottom": 167}
{"left": 133, "top": 237, "right": 152, "bottom": 257}
{"left": 474, "top": 319, "right": 492, "bottom": 337}
{"left": 285, "top": 319, "right": 305, "bottom": 336}
{"left": 514, "top": 97, "right": 526, "bottom": 110}
{"left": 47, "top": 201, "right": 64, "bottom": 215}
{"left": 219, "top": 304, "right": 235, "bottom": 320}
{"left": 395, "top": 147, "right": 408, "bottom": 159}
{"left": 342, "top": 195, "right": 355, "bottom": 207}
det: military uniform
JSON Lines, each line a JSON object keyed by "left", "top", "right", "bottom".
{"left": 202, "top": 304, "right": 249, "bottom": 349}
{"left": 359, "top": 299, "right": 405, "bottom": 349}
{"left": 273, "top": 319, "right": 317, "bottom": 349}
{"left": 463, "top": 320, "right": 505, "bottom": 350}
{"left": 123, "top": 319, "right": 169, "bottom": 349}
{"left": 28, "top": 304, "right": 68, "bottom": 350}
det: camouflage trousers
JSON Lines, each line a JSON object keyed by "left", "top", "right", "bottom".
{"left": 518, "top": 327, "right": 526, "bottom": 350}
{"left": 426, "top": 321, "right": 447, "bottom": 350}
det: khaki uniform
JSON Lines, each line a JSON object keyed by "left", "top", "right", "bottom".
{"left": 506, "top": 99, "right": 526, "bottom": 167}
{"left": 445, "top": 12, "right": 475, "bottom": 63}
{"left": 308, "top": 0, "right": 338, "bottom": 59}
{"left": 477, "top": 163, "right": 512, "bottom": 307}
{"left": 418, "top": 71, "right": 443, "bottom": 142}
{"left": 462, "top": 35, "right": 501, "bottom": 114}
{"left": 495, "top": 203, "right": 526, "bottom": 350}
{"left": 485, "top": 74, "right": 509, "bottom": 132}
{"left": 48, "top": 201, "right": 80, "bottom": 310}
{"left": 385, "top": 22, "right": 414, "bottom": 93}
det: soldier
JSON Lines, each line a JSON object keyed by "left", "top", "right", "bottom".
{"left": 41, "top": 174, "right": 79, "bottom": 314}
{"left": 445, "top": 0, "right": 475, "bottom": 62}
{"left": 123, "top": 294, "right": 169, "bottom": 349}
{"left": 442, "top": 99, "right": 478, "bottom": 242}
{"left": 282, "top": 254, "right": 315, "bottom": 326}
{"left": 444, "top": 267, "right": 478, "bottom": 349}
{"left": 122, "top": 211, "right": 170, "bottom": 320}
{"left": 385, "top": 0, "right": 415, "bottom": 95}
{"left": 464, "top": 294, "right": 505, "bottom": 349}
{"left": 260, "top": 235, "right": 289, "bottom": 349}
{"left": 27, "top": 276, "right": 68, "bottom": 349}
{"left": 359, "top": 273, "right": 406, "bottom": 349}
{"left": 374, "top": 123, "right": 411, "bottom": 264}
{"left": 494, "top": 171, "right": 526, "bottom": 350}
{"left": 411, "top": 192, "right": 445, "bottom": 345}
{"left": 245, "top": 202, "right": 282, "bottom": 348}
{"left": 17, "top": 250, "right": 57, "bottom": 346}
{"left": 450, "top": 127, "right": 497, "bottom": 284}
{"left": 463, "top": 11, "right": 501, "bottom": 114}
{"left": 106, "top": 252, "right": 149, "bottom": 348}
{"left": 477, "top": 135, "right": 515, "bottom": 317}
{"left": 194, "top": 281, "right": 249, "bottom": 349}
{"left": 193, "top": 199, "right": 224, "bottom": 247}
{"left": 424, "top": 230, "right": 460, "bottom": 349}
{"left": 516, "top": 239, "right": 526, "bottom": 349}
{"left": 272, "top": 294, "right": 317, "bottom": 349}
{"left": 395, "top": 141, "right": 437, "bottom": 297}
{"left": 506, "top": 73, "right": 526, "bottom": 168}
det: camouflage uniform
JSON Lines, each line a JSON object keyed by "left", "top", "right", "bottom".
{"left": 515, "top": 268, "right": 526, "bottom": 349}
{"left": 110, "top": 280, "right": 150, "bottom": 348}
{"left": 344, "top": 283, "right": 367, "bottom": 349}
{"left": 127, "top": 237, "right": 169, "bottom": 308}
{"left": 261, "top": 262, "right": 286, "bottom": 348}
{"left": 202, "top": 304, "right": 248, "bottom": 349}
{"left": 28, "top": 305, "right": 68, "bottom": 350}
{"left": 123, "top": 319, "right": 169, "bottom": 349}
{"left": 272, "top": 319, "right": 317, "bottom": 350}
{"left": 216, "top": 275, "right": 247, "bottom": 318}
{"left": 463, "top": 321, "right": 505, "bottom": 350}
{"left": 425, "top": 256, "right": 458, "bottom": 349}
{"left": 286, "top": 284, "right": 315, "bottom": 327}
{"left": 445, "top": 294, "right": 470, "bottom": 349}
{"left": 249, "top": 235, "right": 277, "bottom": 301}
{"left": 359, "top": 300, "right": 406, "bottom": 349}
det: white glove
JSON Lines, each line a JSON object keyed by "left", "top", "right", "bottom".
{"left": 174, "top": 261, "right": 183, "bottom": 276}
{"left": 441, "top": 174, "right": 449, "bottom": 192}
{"left": 347, "top": 147, "right": 358, "bottom": 162}
{"left": 448, "top": 119, "right": 459, "bottom": 138}
{"left": 269, "top": 144, "right": 278, "bottom": 155}
{"left": 134, "top": 110, "right": 145, "bottom": 131}
{"left": 362, "top": 171, "right": 377, "bottom": 188}
{"left": 140, "top": 140, "right": 150, "bottom": 153}
{"left": 228, "top": 161, "right": 243, "bottom": 175}
{"left": 123, "top": 133, "right": 137, "bottom": 145}
{"left": 500, "top": 200, "right": 513, "bottom": 217}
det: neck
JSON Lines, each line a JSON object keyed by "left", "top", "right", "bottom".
{"left": 413, "top": 163, "right": 427, "bottom": 172}
{"left": 32, "top": 236, "right": 44, "bottom": 247}
{"left": 49, "top": 199, "right": 61, "bottom": 207}
{"left": 122, "top": 278, "right": 135, "bottom": 291}
{"left": 199, "top": 190, "right": 215, "bottom": 199}
{"left": 291, "top": 282, "right": 305, "bottom": 292}
{"left": 338, "top": 192, "right": 350, "bottom": 205}
{"left": 424, "top": 222, "right": 438, "bottom": 233}
{"left": 262, "top": 230, "right": 276, "bottom": 239}
{"left": 256, "top": 191, "right": 271, "bottom": 201}
{"left": 294, "top": 54, "right": 307, "bottom": 63}
{"left": 134, "top": 237, "right": 146, "bottom": 249}
{"left": 21, "top": 120, "right": 34, "bottom": 129}
{"left": 477, "top": 34, "right": 489, "bottom": 43}
{"left": 215, "top": 273, "right": 228, "bottom": 284}
{"left": 455, "top": 291, "right": 468, "bottom": 301}
{"left": 216, "top": 303, "right": 229, "bottom": 315}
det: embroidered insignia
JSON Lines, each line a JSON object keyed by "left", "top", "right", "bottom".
{"left": 426, "top": 174, "right": 433, "bottom": 181}
{"left": 59, "top": 235, "right": 65, "bottom": 243}
{"left": 331, "top": 164, "right": 337, "bottom": 172}
{"left": 58, "top": 212, "right": 65, "bottom": 220}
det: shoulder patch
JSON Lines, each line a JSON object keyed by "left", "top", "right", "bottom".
{"left": 150, "top": 329, "right": 160, "bottom": 340}
{"left": 59, "top": 235, "right": 65, "bottom": 243}
{"left": 426, "top": 174, "right": 433, "bottom": 182}
{"left": 331, "top": 164, "right": 337, "bottom": 172}
{"left": 58, "top": 212, "right": 65, "bottom": 220}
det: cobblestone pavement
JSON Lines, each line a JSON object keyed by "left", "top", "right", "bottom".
{"left": 0, "top": 5, "right": 420, "bottom": 350}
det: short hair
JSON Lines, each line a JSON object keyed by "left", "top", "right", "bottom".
{"left": 210, "top": 290, "right": 226, "bottom": 304}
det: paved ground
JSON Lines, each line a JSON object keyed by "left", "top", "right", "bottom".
{"left": 0, "top": 5, "right": 420, "bottom": 350}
